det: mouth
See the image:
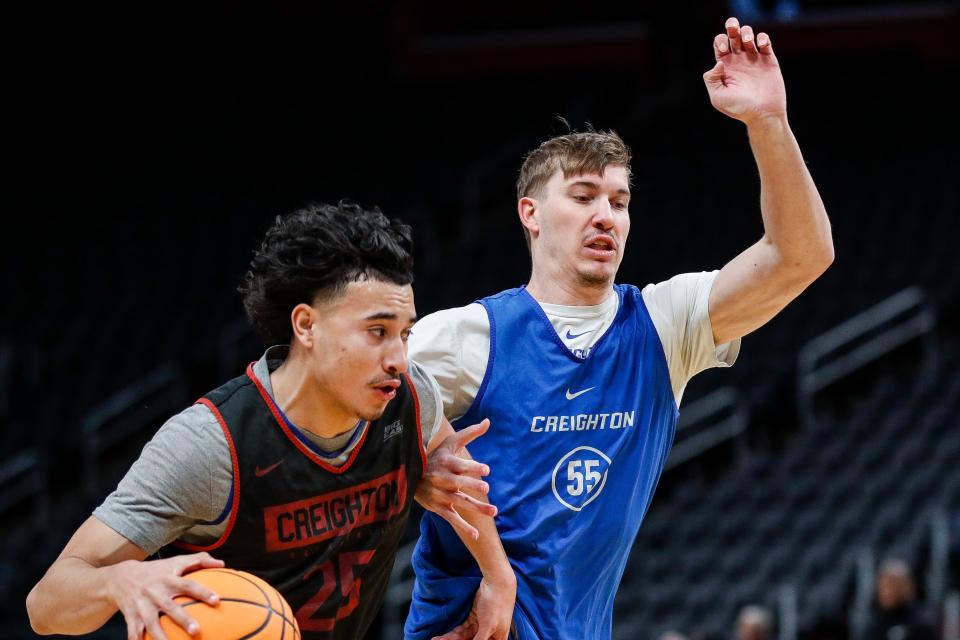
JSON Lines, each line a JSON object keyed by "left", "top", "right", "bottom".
{"left": 371, "top": 379, "right": 400, "bottom": 401}
{"left": 583, "top": 235, "right": 617, "bottom": 258}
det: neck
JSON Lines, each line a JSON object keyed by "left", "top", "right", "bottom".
{"left": 269, "top": 353, "right": 359, "bottom": 438}
{"left": 526, "top": 265, "right": 614, "bottom": 306}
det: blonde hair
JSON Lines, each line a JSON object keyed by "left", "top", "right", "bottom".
{"left": 516, "top": 128, "right": 632, "bottom": 248}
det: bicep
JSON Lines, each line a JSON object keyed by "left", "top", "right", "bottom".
{"left": 710, "top": 237, "right": 818, "bottom": 345}
{"left": 57, "top": 515, "right": 149, "bottom": 568}
{"left": 92, "top": 404, "right": 230, "bottom": 553}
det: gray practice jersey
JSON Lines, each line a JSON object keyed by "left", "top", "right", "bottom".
{"left": 94, "top": 347, "right": 443, "bottom": 554}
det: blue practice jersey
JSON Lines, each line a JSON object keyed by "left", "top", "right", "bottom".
{"left": 405, "top": 285, "right": 679, "bottom": 639}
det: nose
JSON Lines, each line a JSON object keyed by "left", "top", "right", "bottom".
{"left": 383, "top": 336, "right": 409, "bottom": 375}
{"left": 592, "top": 200, "right": 614, "bottom": 231}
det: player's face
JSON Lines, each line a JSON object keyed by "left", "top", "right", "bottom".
{"left": 309, "top": 279, "right": 417, "bottom": 423}
{"left": 536, "top": 166, "right": 631, "bottom": 288}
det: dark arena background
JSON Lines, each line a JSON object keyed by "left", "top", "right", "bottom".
{"left": 4, "top": 1, "right": 960, "bottom": 638}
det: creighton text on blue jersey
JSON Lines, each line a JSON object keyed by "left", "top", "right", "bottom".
{"left": 530, "top": 411, "right": 636, "bottom": 433}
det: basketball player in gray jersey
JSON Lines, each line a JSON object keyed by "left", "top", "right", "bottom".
{"left": 27, "top": 203, "right": 516, "bottom": 640}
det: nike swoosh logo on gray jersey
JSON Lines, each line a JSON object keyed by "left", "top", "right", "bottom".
{"left": 565, "top": 386, "right": 596, "bottom": 400}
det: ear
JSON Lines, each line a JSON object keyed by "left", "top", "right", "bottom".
{"left": 518, "top": 196, "right": 540, "bottom": 238}
{"left": 290, "top": 303, "right": 317, "bottom": 349}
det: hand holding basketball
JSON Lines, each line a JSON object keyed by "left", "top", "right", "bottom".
{"left": 144, "top": 568, "right": 300, "bottom": 640}
{"left": 105, "top": 552, "right": 223, "bottom": 640}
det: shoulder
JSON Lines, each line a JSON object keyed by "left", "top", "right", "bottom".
{"left": 412, "top": 304, "right": 488, "bottom": 340}
{"left": 408, "top": 303, "right": 489, "bottom": 365}
{"left": 405, "top": 360, "right": 444, "bottom": 448}
{"left": 152, "top": 403, "right": 228, "bottom": 449}
{"left": 406, "top": 360, "right": 441, "bottom": 405}
{"left": 640, "top": 271, "right": 718, "bottom": 311}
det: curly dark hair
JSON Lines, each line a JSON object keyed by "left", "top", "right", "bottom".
{"left": 239, "top": 201, "right": 414, "bottom": 344}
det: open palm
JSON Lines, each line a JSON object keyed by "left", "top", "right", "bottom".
{"left": 703, "top": 17, "right": 787, "bottom": 125}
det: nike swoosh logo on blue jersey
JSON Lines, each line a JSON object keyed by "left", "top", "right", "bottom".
{"left": 565, "top": 329, "right": 593, "bottom": 339}
{"left": 565, "top": 386, "right": 596, "bottom": 400}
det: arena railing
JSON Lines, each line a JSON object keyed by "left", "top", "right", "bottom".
{"left": 796, "top": 286, "right": 938, "bottom": 431}
{"left": 666, "top": 386, "right": 749, "bottom": 470}
{"left": 0, "top": 447, "right": 48, "bottom": 529}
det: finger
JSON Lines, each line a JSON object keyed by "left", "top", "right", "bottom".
{"left": 425, "top": 468, "right": 472, "bottom": 493}
{"left": 741, "top": 25, "right": 758, "bottom": 54}
{"left": 451, "top": 419, "right": 490, "bottom": 449}
{"left": 157, "top": 599, "right": 200, "bottom": 637}
{"left": 713, "top": 33, "right": 729, "bottom": 61}
{"left": 454, "top": 491, "right": 498, "bottom": 517}
{"left": 177, "top": 552, "right": 224, "bottom": 575}
{"left": 438, "top": 454, "right": 490, "bottom": 478}
{"left": 725, "top": 17, "right": 741, "bottom": 52}
{"left": 459, "top": 475, "right": 490, "bottom": 495}
{"left": 137, "top": 600, "right": 169, "bottom": 640}
{"left": 703, "top": 60, "right": 726, "bottom": 88}
{"left": 144, "top": 616, "right": 170, "bottom": 640}
{"left": 125, "top": 616, "right": 144, "bottom": 640}
{"left": 444, "top": 505, "right": 480, "bottom": 541}
{"left": 177, "top": 577, "right": 220, "bottom": 606}
{"left": 757, "top": 31, "right": 772, "bottom": 54}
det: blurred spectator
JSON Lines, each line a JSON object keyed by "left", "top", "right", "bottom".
{"left": 736, "top": 605, "right": 774, "bottom": 640}
{"left": 865, "top": 559, "right": 936, "bottom": 640}
{"left": 660, "top": 632, "right": 691, "bottom": 640}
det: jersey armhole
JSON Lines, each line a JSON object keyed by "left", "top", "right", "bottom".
{"left": 403, "top": 372, "right": 428, "bottom": 475}
{"left": 635, "top": 286, "right": 680, "bottom": 416}
{"left": 454, "top": 301, "right": 496, "bottom": 428}
{"left": 173, "top": 398, "right": 241, "bottom": 552}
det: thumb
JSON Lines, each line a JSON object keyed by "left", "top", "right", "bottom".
{"left": 703, "top": 60, "right": 725, "bottom": 87}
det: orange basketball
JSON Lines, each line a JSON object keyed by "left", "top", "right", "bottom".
{"left": 145, "top": 568, "right": 300, "bottom": 640}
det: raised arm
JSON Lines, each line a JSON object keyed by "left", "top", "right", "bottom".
{"left": 704, "top": 17, "right": 834, "bottom": 345}
{"left": 26, "top": 516, "right": 223, "bottom": 640}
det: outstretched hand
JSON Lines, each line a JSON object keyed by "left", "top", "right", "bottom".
{"left": 417, "top": 418, "right": 498, "bottom": 541}
{"left": 703, "top": 17, "right": 786, "bottom": 126}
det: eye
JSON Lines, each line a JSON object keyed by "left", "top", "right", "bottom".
{"left": 401, "top": 329, "right": 412, "bottom": 342}
{"left": 572, "top": 193, "right": 592, "bottom": 204}
{"left": 369, "top": 327, "right": 386, "bottom": 338}
{"left": 613, "top": 200, "right": 629, "bottom": 211}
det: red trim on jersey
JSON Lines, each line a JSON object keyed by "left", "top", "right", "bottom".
{"left": 403, "top": 372, "right": 427, "bottom": 476}
{"left": 174, "top": 398, "right": 241, "bottom": 552}
{"left": 245, "top": 363, "right": 369, "bottom": 475}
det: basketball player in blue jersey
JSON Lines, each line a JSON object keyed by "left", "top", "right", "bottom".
{"left": 405, "top": 18, "right": 835, "bottom": 640}
{"left": 27, "top": 203, "right": 515, "bottom": 640}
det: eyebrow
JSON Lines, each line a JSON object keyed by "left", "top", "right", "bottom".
{"left": 365, "top": 312, "right": 419, "bottom": 323}
{"left": 568, "top": 180, "right": 630, "bottom": 196}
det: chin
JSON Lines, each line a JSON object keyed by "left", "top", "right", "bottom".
{"left": 359, "top": 406, "right": 387, "bottom": 422}
{"left": 577, "top": 269, "right": 615, "bottom": 288}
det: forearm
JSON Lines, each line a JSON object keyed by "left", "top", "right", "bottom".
{"left": 455, "top": 489, "right": 516, "bottom": 588}
{"left": 748, "top": 115, "right": 834, "bottom": 269}
{"left": 27, "top": 557, "right": 121, "bottom": 635}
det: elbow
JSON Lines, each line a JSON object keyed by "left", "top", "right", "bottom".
{"left": 815, "top": 239, "right": 835, "bottom": 275}
{"left": 801, "top": 238, "right": 835, "bottom": 283}
{"left": 26, "top": 585, "right": 52, "bottom": 635}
